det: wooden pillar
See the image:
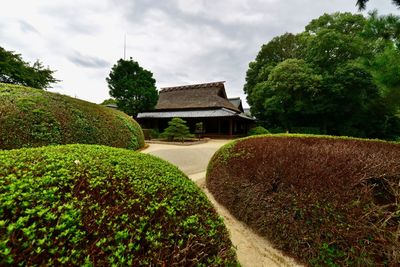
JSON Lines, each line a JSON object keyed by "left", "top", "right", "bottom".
{"left": 218, "top": 119, "right": 221, "bottom": 135}
{"left": 229, "top": 118, "right": 233, "bottom": 137}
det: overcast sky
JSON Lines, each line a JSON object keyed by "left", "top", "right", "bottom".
{"left": 1, "top": 0, "right": 398, "bottom": 107}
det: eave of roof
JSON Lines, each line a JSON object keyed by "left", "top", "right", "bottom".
{"left": 137, "top": 108, "right": 255, "bottom": 120}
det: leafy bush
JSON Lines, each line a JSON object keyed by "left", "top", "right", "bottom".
{"left": 160, "top": 118, "right": 194, "bottom": 141}
{"left": 290, "top": 127, "right": 321, "bottom": 135}
{"left": 247, "top": 126, "right": 270, "bottom": 136}
{"left": 207, "top": 134, "right": 400, "bottom": 266}
{"left": 149, "top": 128, "right": 160, "bottom": 139}
{"left": 0, "top": 144, "right": 238, "bottom": 266}
{"left": 0, "top": 83, "right": 144, "bottom": 150}
{"left": 142, "top": 129, "right": 159, "bottom": 140}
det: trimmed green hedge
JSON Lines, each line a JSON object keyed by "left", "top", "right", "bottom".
{"left": 0, "top": 145, "right": 238, "bottom": 266}
{"left": 0, "top": 83, "right": 144, "bottom": 150}
{"left": 207, "top": 134, "right": 400, "bottom": 266}
{"left": 247, "top": 126, "right": 270, "bottom": 136}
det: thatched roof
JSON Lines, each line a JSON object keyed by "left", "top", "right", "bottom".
{"left": 155, "top": 81, "right": 241, "bottom": 112}
{"left": 228, "top": 97, "right": 244, "bottom": 112}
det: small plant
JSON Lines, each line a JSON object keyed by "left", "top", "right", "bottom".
{"left": 149, "top": 128, "right": 159, "bottom": 139}
{"left": 160, "top": 117, "right": 194, "bottom": 142}
{"left": 248, "top": 126, "right": 270, "bottom": 136}
{"left": 195, "top": 122, "right": 205, "bottom": 138}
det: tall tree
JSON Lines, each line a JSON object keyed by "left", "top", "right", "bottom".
{"left": 252, "top": 59, "right": 322, "bottom": 131}
{"left": 244, "top": 33, "right": 304, "bottom": 111}
{"left": 356, "top": 0, "right": 400, "bottom": 10}
{"left": 106, "top": 58, "right": 158, "bottom": 117}
{"left": 244, "top": 12, "right": 400, "bottom": 140}
{"left": 0, "top": 46, "right": 58, "bottom": 89}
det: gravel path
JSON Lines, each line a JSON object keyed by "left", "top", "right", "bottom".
{"left": 142, "top": 140, "right": 302, "bottom": 267}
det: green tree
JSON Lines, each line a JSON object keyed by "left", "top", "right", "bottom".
{"left": 0, "top": 46, "right": 58, "bottom": 89}
{"left": 361, "top": 12, "right": 400, "bottom": 119}
{"left": 100, "top": 98, "right": 118, "bottom": 106}
{"left": 244, "top": 33, "right": 302, "bottom": 98}
{"left": 106, "top": 58, "right": 158, "bottom": 117}
{"left": 321, "top": 63, "right": 387, "bottom": 137}
{"left": 304, "top": 13, "right": 368, "bottom": 72}
{"left": 254, "top": 59, "right": 322, "bottom": 131}
{"left": 244, "top": 12, "right": 400, "bottom": 140}
{"left": 244, "top": 33, "right": 304, "bottom": 120}
{"left": 160, "top": 118, "right": 193, "bottom": 142}
{"left": 356, "top": 0, "right": 400, "bottom": 10}
{"left": 362, "top": 11, "right": 400, "bottom": 50}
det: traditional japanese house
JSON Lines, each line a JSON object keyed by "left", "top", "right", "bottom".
{"left": 137, "top": 81, "right": 254, "bottom": 137}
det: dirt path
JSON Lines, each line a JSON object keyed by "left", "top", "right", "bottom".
{"left": 192, "top": 173, "right": 301, "bottom": 267}
{"left": 143, "top": 141, "right": 303, "bottom": 267}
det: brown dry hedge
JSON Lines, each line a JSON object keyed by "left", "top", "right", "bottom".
{"left": 206, "top": 134, "right": 400, "bottom": 266}
{"left": 0, "top": 83, "right": 144, "bottom": 150}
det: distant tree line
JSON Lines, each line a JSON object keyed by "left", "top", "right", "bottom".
{"left": 0, "top": 46, "right": 58, "bottom": 89}
{"left": 244, "top": 12, "right": 400, "bottom": 140}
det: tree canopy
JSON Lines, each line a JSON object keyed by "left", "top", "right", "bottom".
{"left": 106, "top": 58, "right": 158, "bottom": 117}
{"left": 244, "top": 12, "right": 400, "bottom": 140}
{"left": 0, "top": 46, "right": 58, "bottom": 89}
{"left": 356, "top": 0, "right": 400, "bottom": 10}
{"left": 100, "top": 98, "right": 118, "bottom": 106}
{"left": 160, "top": 118, "right": 193, "bottom": 142}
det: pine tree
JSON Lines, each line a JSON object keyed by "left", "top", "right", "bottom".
{"left": 161, "top": 118, "right": 193, "bottom": 142}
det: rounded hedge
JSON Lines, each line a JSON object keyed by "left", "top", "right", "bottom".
{"left": 0, "top": 83, "right": 144, "bottom": 150}
{"left": 207, "top": 134, "right": 400, "bottom": 266}
{"left": 0, "top": 144, "right": 238, "bottom": 266}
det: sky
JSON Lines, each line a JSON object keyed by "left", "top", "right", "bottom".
{"left": 1, "top": 0, "right": 399, "bottom": 107}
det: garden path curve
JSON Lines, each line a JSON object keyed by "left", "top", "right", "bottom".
{"left": 142, "top": 140, "right": 302, "bottom": 267}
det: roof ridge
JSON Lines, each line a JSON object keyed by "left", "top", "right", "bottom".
{"left": 160, "top": 81, "right": 225, "bottom": 92}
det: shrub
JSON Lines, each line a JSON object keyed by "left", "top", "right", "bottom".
{"left": 142, "top": 129, "right": 159, "bottom": 140}
{"left": 207, "top": 134, "right": 400, "bottom": 266}
{"left": 0, "top": 83, "right": 144, "bottom": 150}
{"left": 160, "top": 117, "right": 194, "bottom": 142}
{"left": 0, "top": 144, "right": 238, "bottom": 266}
{"left": 247, "top": 126, "right": 270, "bottom": 136}
{"left": 149, "top": 128, "right": 159, "bottom": 139}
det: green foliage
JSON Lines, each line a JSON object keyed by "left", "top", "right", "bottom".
{"left": 207, "top": 134, "right": 400, "bottom": 266}
{"left": 195, "top": 122, "right": 204, "bottom": 133}
{"left": 0, "top": 144, "right": 238, "bottom": 265}
{"left": 0, "top": 83, "right": 144, "bottom": 150}
{"left": 0, "top": 46, "right": 58, "bottom": 89}
{"left": 142, "top": 129, "right": 159, "bottom": 140}
{"left": 356, "top": 0, "right": 400, "bottom": 10}
{"left": 149, "top": 128, "right": 160, "bottom": 139}
{"left": 252, "top": 59, "right": 322, "bottom": 131}
{"left": 106, "top": 58, "right": 158, "bottom": 117}
{"left": 160, "top": 118, "right": 194, "bottom": 142}
{"left": 244, "top": 12, "right": 400, "bottom": 140}
{"left": 100, "top": 98, "right": 118, "bottom": 106}
{"left": 247, "top": 126, "right": 270, "bottom": 136}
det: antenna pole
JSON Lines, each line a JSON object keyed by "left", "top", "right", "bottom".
{"left": 124, "top": 34, "right": 126, "bottom": 60}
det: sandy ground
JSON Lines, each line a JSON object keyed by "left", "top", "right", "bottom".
{"left": 142, "top": 140, "right": 303, "bottom": 267}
